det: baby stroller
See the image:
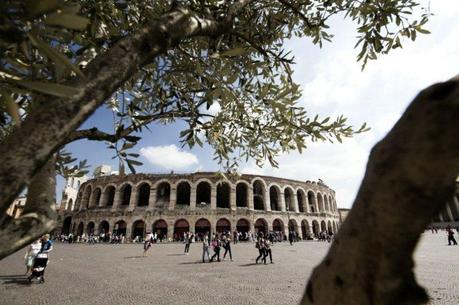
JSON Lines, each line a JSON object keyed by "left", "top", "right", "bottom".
{"left": 28, "top": 252, "right": 48, "bottom": 283}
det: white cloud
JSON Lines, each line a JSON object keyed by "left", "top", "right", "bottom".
{"left": 140, "top": 145, "right": 199, "bottom": 170}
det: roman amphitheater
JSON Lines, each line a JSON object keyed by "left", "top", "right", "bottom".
{"left": 60, "top": 172, "right": 341, "bottom": 241}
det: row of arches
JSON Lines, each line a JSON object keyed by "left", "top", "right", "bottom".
{"left": 64, "top": 216, "right": 340, "bottom": 241}
{"left": 72, "top": 178, "right": 338, "bottom": 215}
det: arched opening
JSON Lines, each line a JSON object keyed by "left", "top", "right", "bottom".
{"left": 196, "top": 181, "right": 211, "bottom": 206}
{"left": 137, "top": 183, "right": 150, "bottom": 206}
{"left": 99, "top": 221, "right": 109, "bottom": 235}
{"left": 132, "top": 220, "right": 145, "bottom": 241}
{"left": 216, "top": 218, "right": 231, "bottom": 234}
{"left": 317, "top": 193, "right": 324, "bottom": 212}
{"left": 75, "top": 191, "right": 83, "bottom": 210}
{"left": 297, "top": 190, "right": 305, "bottom": 213}
{"left": 236, "top": 183, "right": 248, "bottom": 207}
{"left": 62, "top": 216, "right": 72, "bottom": 235}
{"left": 120, "top": 184, "right": 132, "bottom": 206}
{"left": 91, "top": 188, "right": 102, "bottom": 208}
{"left": 174, "top": 219, "right": 190, "bottom": 241}
{"left": 312, "top": 220, "right": 320, "bottom": 236}
{"left": 83, "top": 186, "right": 92, "bottom": 209}
{"left": 253, "top": 180, "right": 265, "bottom": 210}
{"left": 105, "top": 186, "right": 116, "bottom": 207}
{"left": 77, "top": 222, "right": 84, "bottom": 236}
{"left": 72, "top": 223, "right": 76, "bottom": 234}
{"left": 152, "top": 220, "right": 168, "bottom": 241}
{"left": 324, "top": 196, "right": 329, "bottom": 212}
{"left": 216, "top": 182, "right": 230, "bottom": 208}
{"left": 195, "top": 218, "right": 211, "bottom": 239}
{"left": 329, "top": 196, "right": 334, "bottom": 212}
{"left": 270, "top": 186, "right": 281, "bottom": 211}
{"left": 288, "top": 219, "right": 298, "bottom": 234}
{"left": 254, "top": 218, "right": 268, "bottom": 237}
{"left": 308, "top": 191, "right": 316, "bottom": 213}
{"left": 114, "top": 220, "right": 127, "bottom": 236}
{"left": 285, "top": 188, "right": 295, "bottom": 212}
{"left": 236, "top": 218, "right": 250, "bottom": 234}
{"left": 156, "top": 182, "right": 171, "bottom": 207}
{"left": 301, "top": 220, "right": 311, "bottom": 240}
{"left": 327, "top": 220, "right": 333, "bottom": 235}
{"left": 272, "top": 218, "right": 284, "bottom": 233}
{"left": 86, "top": 222, "right": 95, "bottom": 235}
{"left": 67, "top": 198, "right": 74, "bottom": 211}
{"left": 176, "top": 181, "right": 191, "bottom": 206}
{"left": 320, "top": 220, "right": 327, "bottom": 232}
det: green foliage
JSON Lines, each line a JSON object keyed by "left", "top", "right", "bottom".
{"left": 56, "top": 150, "right": 89, "bottom": 178}
{"left": 0, "top": 0, "right": 430, "bottom": 171}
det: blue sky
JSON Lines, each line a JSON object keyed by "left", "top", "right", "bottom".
{"left": 58, "top": 0, "right": 459, "bottom": 208}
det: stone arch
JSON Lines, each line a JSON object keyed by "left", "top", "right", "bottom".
{"left": 317, "top": 193, "right": 324, "bottom": 212}
{"left": 114, "top": 220, "right": 127, "bottom": 236}
{"left": 87, "top": 221, "right": 95, "bottom": 235}
{"left": 174, "top": 219, "right": 190, "bottom": 241}
{"left": 284, "top": 186, "right": 295, "bottom": 212}
{"left": 75, "top": 191, "right": 83, "bottom": 210}
{"left": 132, "top": 219, "right": 146, "bottom": 240}
{"left": 196, "top": 180, "right": 211, "bottom": 206}
{"left": 254, "top": 218, "right": 268, "bottom": 236}
{"left": 216, "top": 181, "right": 231, "bottom": 208}
{"left": 103, "top": 185, "right": 116, "bottom": 207}
{"left": 272, "top": 218, "right": 284, "bottom": 233}
{"left": 195, "top": 218, "right": 211, "bottom": 238}
{"left": 236, "top": 218, "right": 250, "bottom": 234}
{"left": 77, "top": 222, "right": 84, "bottom": 236}
{"left": 82, "top": 185, "right": 92, "bottom": 209}
{"left": 99, "top": 220, "right": 110, "bottom": 235}
{"left": 312, "top": 220, "right": 320, "bottom": 236}
{"left": 236, "top": 181, "right": 249, "bottom": 208}
{"left": 297, "top": 188, "right": 306, "bottom": 213}
{"left": 176, "top": 181, "right": 191, "bottom": 206}
{"left": 329, "top": 196, "right": 334, "bottom": 212}
{"left": 156, "top": 181, "right": 171, "bottom": 207}
{"left": 324, "top": 195, "right": 329, "bottom": 212}
{"left": 216, "top": 218, "right": 231, "bottom": 233}
{"left": 119, "top": 184, "right": 132, "bottom": 206}
{"left": 308, "top": 191, "right": 316, "bottom": 213}
{"left": 269, "top": 184, "right": 281, "bottom": 211}
{"left": 137, "top": 183, "right": 150, "bottom": 206}
{"left": 152, "top": 219, "right": 168, "bottom": 241}
{"left": 320, "top": 220, "right": 327, "bottom": 232}
{"left": 91, "top": 187, "right": 102, "bottom": 208}
{"left": 67, "top": 198, "right": 74, "bottom": 211}
{"left": 62, "top": 216, "right": 72, "bottom": 235}
{"left": 252, "top": 179, "right": 266, "bottom": 210}
{"left": 301, "top": 219, "right": 311, "bottom": 239}
{"left": 288, "top": 219, "right": 299, "bottom": 234}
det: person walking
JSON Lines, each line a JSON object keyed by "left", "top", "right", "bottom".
{"left": 447, "top": 227, "right": 458, "bottom": 245}
{"left": 38, "top": 234, "right": 53, "bottom": 282}
{"left": 143, "top": 232, "right": 153, "bottom": 257}
{"left": 222, "top": 235, "right": 233, "bottom": 261}
{"left": 263, "top": 238, "right": 273, "bottom": 264}
{"left": 184, "top": 232, "right": 191, "bottom": 255}
{"left": 202, "top": 234, "right": 210, "bottom": 263}
{"left": 255, "top": 236, "right": 266, "bottom": 264}
{"left": 210, "top": 236, "right": 221, "bottom": 262}
{"left": 24, "top": 239, "right": 42, "bottom": 274}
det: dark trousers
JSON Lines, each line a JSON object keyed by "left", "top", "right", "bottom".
{"left": 448, "top": 236, "right": 458, "bottom": 245}
{"left": 264, "top": 249, "right": 272, "bottom": 263}
{"left": 210, "top": 247, "right": 220, "bottom": 261}
{"left": 223, "top": 245, "right": 232, "bottom": 260}
{"left": 184, "top": 243, "right": 190, "bottom": 253}
{"left": 256, "top": 249, "right": 265, "bottom": 264}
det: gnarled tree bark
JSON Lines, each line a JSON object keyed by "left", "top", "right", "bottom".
{"left": 301, "top": 77, "right": 459, "bottom": 305}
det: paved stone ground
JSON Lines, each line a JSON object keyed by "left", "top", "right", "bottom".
{"left": 0, "top": 233, "right": 458, "bottom": 305}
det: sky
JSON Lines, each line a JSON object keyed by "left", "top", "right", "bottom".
{"left": 58, "top": 0, "right": 459, "bottom": 208}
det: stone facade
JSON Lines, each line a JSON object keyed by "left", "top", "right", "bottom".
{"left": 61, "top": 172, "right": 341, "bottom": 241}
{"left": 431, "top": 180, "right": 459, "bottom": 228}
{"left": 59, "top": 175, "right": 88, "bottom": 211}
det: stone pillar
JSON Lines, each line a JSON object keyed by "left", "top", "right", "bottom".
{"left": 280, "top": 192, "right": 286, "bottom": 212}
{"left": 438, "top": 213, "right": 444, "bottom": 222}
{"left": 230, "top": 185, "right": 237, "bottom": 211}
{"left": 169, "top": 187, "right": 177, "bottom": 211}
{"left": 128, "top": 187, "right": 138, "bottom": 211}
{"left": 250, "top": 219, "right": 255, "bottom": 235}
{"left": 111, "top": 189, "right": 121, "bottom": 212}
{"left": 99, "top": 190, "right": 107, "bottom": 208}
{"left": 148, "top": 188, "right": 156, "bottom": 210}
{"left": 248, "top": 186, "right": 254, "bottom": 210}
{"left": 211, "top": 185, "right": 217, "bottom": 210}
{"left": 190, "top": 186, "right": 197, "bottom": 211}
{"left": 265, "top": 188, "right": 271, "bottom": 212}
{"left": 445, "top": 203, "right": 454, "bottom": 222}
{"left": 167, "top": 219, "right": 174, "bottom": 241}
{"left": 292, "top": 193, "right": 299, "bottom": 213}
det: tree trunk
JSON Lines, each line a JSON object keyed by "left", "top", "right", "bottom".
{"left": 301, "top": 77, "right": 459, "bottom": 305}
{"left": 0, "top": 155, "right": 57, "bottom": 259}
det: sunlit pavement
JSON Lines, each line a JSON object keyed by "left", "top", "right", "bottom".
{"left": 0, "top": 233, "right": 457, "bottom": 305}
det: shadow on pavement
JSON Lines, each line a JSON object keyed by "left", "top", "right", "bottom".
{"left": 123, "top": 256, "right": 145, "bottom": 259}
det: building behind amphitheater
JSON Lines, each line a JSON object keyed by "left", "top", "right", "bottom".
{"left": 60, "top": 171, "right": 341, "bottom": 241}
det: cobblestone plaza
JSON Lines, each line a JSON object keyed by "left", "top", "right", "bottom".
{"left": 0, "top": 233, "right": 458, "bottom": 305}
